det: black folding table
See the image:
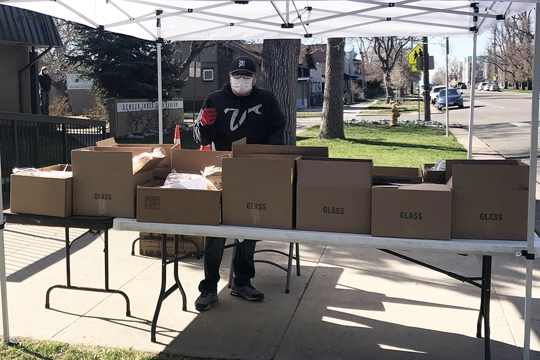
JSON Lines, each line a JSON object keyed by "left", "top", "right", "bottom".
{"left": 4, "top": 211, "right": 130, "bottom": 316}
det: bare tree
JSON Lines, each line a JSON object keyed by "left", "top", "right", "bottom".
{"left": 389, "top": 60, "right": 410, "bottom": 99}
{"left": 175, "top": 41, "right": 218, "bottom": 76}
{"left": 38, "top": 19, "right": 79, "bottom": 95}
{"left": 371, "top": 37, "right": 411, "bottom": 99}
{"left": 431, "top": 66, "right": 446, "bottom": 85}
{"left": 259, "top": 39, "right": 301, "bottom": 145}
{"left": 489, "top": 10, "right": 533, "bottom": 87}
{"left": 448, "top": 57, "right": 463, "bottom": 83}
{"left": 319, "top": 38, "right": 345, "bottom": 140}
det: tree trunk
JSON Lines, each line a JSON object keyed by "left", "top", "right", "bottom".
{"left": 319, "top": 38, "right": 345, "bottom": 140}
{"left": 259, "top": 39, "right": 300, "bottom": 145}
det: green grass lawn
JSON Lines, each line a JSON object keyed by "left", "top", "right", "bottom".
{"left": 298, "top": 124, "right": 467, "bottom": 167}
{"left": 2, "top": 123, "right": 466, "bottom": 360}
{"left": 0, "top": 338, "right": 199, "bottom": 360}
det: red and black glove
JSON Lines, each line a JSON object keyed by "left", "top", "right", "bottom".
{"left": 200, "top": 107, "right": 217, "bottom": 126}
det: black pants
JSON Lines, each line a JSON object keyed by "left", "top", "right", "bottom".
{"left": 40, "top": 90, "right": 50, "bottom": 115}
{"left": 198, "top": 237, "right": 256, "bottom": 293}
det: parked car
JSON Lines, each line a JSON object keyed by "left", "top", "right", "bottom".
{"left": 460, "top": 83, "right": 467, "bottom": 89}
{"left": 477, "top": 82, "right": 488, "bottom": 90}
{"left": 430, "top": 85, "right": 446, "bottom": 104}
{"left": 482, "top": 83, "right": 491, "bottom": 91}
{"left": 486, "top": 83, "right": 501, "bottom": 92}
{"left": 436, "top": 88, "right": 464, "bottom": 110}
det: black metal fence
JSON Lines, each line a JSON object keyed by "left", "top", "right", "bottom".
{"left": 1, "top": 111, "right": 107, "bottom": 199}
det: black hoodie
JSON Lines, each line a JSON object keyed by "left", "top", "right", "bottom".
{"left": 193, "top": 83, "right": 286, "bottom": 151}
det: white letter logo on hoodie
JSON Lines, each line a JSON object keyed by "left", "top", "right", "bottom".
{"left": 225, "top": 104, "right": 262, "bottom": 131}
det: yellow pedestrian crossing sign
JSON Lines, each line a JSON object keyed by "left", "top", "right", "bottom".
{"left": 408, "top": 44, "right": 423, "bottom": 65}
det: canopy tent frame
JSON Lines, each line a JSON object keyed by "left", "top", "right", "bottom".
{"left": 0, "top": 1, "right": 538, "bottom": 359}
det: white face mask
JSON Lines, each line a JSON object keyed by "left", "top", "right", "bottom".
{"left": 230, "top": 77, "right": 253, "bottom": 96}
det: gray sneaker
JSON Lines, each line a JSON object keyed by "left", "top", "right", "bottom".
{"left": 230, "top": 284, "right": 265, "bottom": 301}
{"left": 195, "top": 292, "right": 218, "bottom": 311}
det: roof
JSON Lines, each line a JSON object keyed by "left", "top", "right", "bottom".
{"left": 0, "top": 4, "right": 62, "bottom": 47}
{"left": 0, "top": 1, "right": 533, "bottom": 41}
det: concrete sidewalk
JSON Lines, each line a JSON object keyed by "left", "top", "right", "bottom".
{"left": 2, "top": 117, "right": 540, "bottom": 359}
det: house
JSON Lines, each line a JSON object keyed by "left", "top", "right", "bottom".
{"left": 0, "top": 4, "right": 62, "bottom": 113}
{"left": 304, "top": 45, "right": 364, "bottom": 106}
{"left": 178, "top": 41, "right": 325, "bottom": 112}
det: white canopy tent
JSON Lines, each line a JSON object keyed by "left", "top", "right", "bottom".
{"left": 0, "top": 1, "right": 539, "bottom": 358}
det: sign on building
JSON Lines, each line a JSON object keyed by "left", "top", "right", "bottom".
{"left": 67, "top": 74, "right": 93, "bottom": 89}
{"left": 116, "top": 101, "right": 184, "bottom": 112}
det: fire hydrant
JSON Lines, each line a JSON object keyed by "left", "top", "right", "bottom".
{"left": 390, "top": 102, "right": 400, "bottom": 126}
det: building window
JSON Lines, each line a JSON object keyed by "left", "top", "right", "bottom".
{"left": 202, "top": 69, "right": 214, "bottom": 82}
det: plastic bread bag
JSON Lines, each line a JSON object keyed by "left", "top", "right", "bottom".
{"left": 12, "top": 167, "right": 39, "bottom": 176}
{"left": 163, "top": 170, "right": 218, "bottom": 190}
{"left": 132, "top": 152, "right": 154, "bottom": 174}
{"left": 202, "top": 165, "right": 222, "bottom": 190}
{"left": 152, "top": 147, "right": 166, "bottom": 158}
{"left": 132, "top": 148, "right": 166, "bottom": 174}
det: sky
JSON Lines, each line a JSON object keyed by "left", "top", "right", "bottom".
{"left": 430, "top": 33, "right": 490, "bottom": 68}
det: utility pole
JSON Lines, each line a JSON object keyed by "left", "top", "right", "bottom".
{"left": 422, "top": 37, "right": 431, "bottom": 121}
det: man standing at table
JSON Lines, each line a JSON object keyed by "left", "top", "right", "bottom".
{"left": 193, "top": 56, "right": 286, "bottom": 311}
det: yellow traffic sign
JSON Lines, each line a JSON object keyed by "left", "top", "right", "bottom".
{"left": 408, "top": 44, "right": 423, "bottom": 65}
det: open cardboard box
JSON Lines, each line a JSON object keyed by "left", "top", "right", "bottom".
{"left": 136, "top": 149, "right": 231, "bottom": 225}
{"left": 371, "top": 183, "right": 452, "bottom": 240}
{"left": 232, "top": 142, "right": 328, "bottom": 158}
{"left": 97, "top": 138, "right": 175, "bottom": 179}
{"left": 373, "top": 166, "right": 423, "bottom": 185}
{"left": 423, "top": 163, "right": 446, "bottom": 184}
{"left": 72, "top": 146, "right": 162, "bottom": 217}
{"left": 296, "top": 157, "right": 373, "bottom": 234}
{"left": 10, "top": 164, "right": 73, "bottom": 217}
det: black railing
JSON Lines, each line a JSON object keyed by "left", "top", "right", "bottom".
{"left": 0, "top": 111, "right": 107, "bottom": 199}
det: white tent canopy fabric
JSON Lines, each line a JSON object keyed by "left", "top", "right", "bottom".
{"left": 1, "top": 1, "right": 539, "bottom": 359}
{"left": 0, "top": 0, "right": 536, "bottom": 40}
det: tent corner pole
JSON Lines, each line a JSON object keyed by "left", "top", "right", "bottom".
{"left": 0, "top": 156, "right": 13, "bottom": 344}
{"left": 156, "top": 9, "right": 163, "bottom": 145}
{"left": 467, "top": 33, "right": 477, "bottom": 159}
{"left": 522, "top": 5, "right": 540, "bottom": 360}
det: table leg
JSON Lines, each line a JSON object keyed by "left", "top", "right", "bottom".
{"left": 174, "top": 235, "right": 187, "bottom": 311}
{"left": 45, "top": 229, "right": 131, "bottom": 317}
{"left": 151, "top": 234, "right": 169, "bottom": 342}
{"left": 483, "top": 256, "right": 492, "bottom": 360}
{"left": 476, "top": 255, "right": 492, "bottom": 360}
{"left": 65, "top": 228, "right": 71, "bottom": 287}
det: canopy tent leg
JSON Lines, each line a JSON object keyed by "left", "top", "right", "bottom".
{"left": 0, "top": 158, "right": 15, "bottom": 344}
{"left": 445, "top": 37, "right": 449, "bottom": 136}
{"left": 157, "top": 9, "right": 164, "bottom": 145}
{"left": 467, "top": 32, "right": 477, "bottom": 159}
{"left": 523, "top": 5, "right": 540, "bottom": 360}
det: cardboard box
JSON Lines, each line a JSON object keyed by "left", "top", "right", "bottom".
{"left": 10, "top": 164, "right": 73, "bottom": 217}
{"left": 296, "top": 157, "right": 373, "bottom": 234}
{"left": 97, "top": 138, "right": 174, "bottom": 179}
{"left": 423, "top": 163, "right": 446, "bottom": 184}
{"left": 372, "top": 183, "right": 452, "bottom": 240}
{"left": 72, "top": 146, "right": 161, "bottom": 217}
{"left": 137, "top": 180, "right": 221, "bottom": 225}
{"left": 222, "top": 154, "right": 299, "bottom": 229}
{"left": 232, "top": 143, "right": 328, "bottom": 158}
{"left": 445, "top": 159, "right": 519, "bottom": 182}
{"left": 136, "top": 149, "right": 231, "bottom": 225}
{"left": 373, "top": 166, "right": 423, "bottom": 185}
{"left": 449, "top": 161, "right": 529, "bottom": 240}
{"left": 139, "top": 234, "right": 205, "bottom": 257}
